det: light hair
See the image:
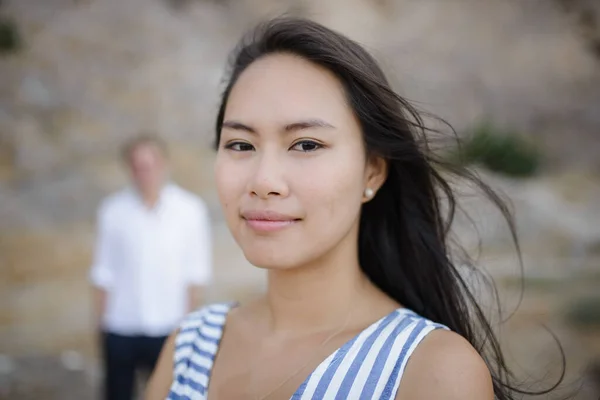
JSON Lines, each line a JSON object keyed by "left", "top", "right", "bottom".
{"left": 121, "top": 133, "right": 168, "bottom": 163}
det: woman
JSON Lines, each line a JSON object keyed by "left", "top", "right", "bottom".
{"left": 147, "top": 18, "right": 563, "bottom": 400}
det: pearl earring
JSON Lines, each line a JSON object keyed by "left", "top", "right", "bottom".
{"left": 364, "top": 188, "right": 374, "bottom": 198}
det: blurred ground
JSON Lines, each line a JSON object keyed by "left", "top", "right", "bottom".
{"left": 1, "top": 0, "right": 599, "bottom": 398}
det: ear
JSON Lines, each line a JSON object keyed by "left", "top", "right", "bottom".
{"left": 363, "top": 155, "right": 387, "bottom": 202}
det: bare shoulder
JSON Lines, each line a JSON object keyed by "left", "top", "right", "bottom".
{"left": 145, "top": 329, "right": 178, "bottom": 400}
{"left": 395, "top": 329, "right": 494, "bottom": 400}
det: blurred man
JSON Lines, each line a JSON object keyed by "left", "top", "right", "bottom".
{"left": 90, "top": 134, "right": 212, "bottom": 400}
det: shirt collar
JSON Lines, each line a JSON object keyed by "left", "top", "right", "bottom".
{"left": 127, "top": 182, "right": 175, "bottom": 212}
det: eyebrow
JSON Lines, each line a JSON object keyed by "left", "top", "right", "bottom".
{"left": 221, "top": 119, "right": 336, "bottom": 134}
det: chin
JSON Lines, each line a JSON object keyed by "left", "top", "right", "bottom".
{"left": 241, "top": 246, "right": 304, "bottom": 270}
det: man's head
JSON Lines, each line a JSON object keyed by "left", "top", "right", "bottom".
{"left": 122, "top": 134, "right": 168, "bottom": 196}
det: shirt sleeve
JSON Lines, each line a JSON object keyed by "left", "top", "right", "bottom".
{"left": 186, "top": 199, "right": 213, "bottom": 286}
{"left": 89, "top": 202, "right": 115, "bottom": 289}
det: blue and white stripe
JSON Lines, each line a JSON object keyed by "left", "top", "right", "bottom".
{"left": 167, "top": 302, "right": 447, "bottom": 400}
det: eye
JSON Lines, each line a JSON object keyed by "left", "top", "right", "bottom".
{"left": 224, "top": 141, "right": 255, "bottom": 152}
{"left": 290, "top": 140, "right": 323, "bottom": 153}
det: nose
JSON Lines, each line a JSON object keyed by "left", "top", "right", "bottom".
{"left": 247, "top": 149, "right": 289, "bottom": 199}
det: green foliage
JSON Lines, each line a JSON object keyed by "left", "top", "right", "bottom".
{"left": 501, "top": 276, "right": 562, "bottom": 291}
{"left": 450, "top": 121, "right": 542, "bottom": 178}
{"left": 0, "top": 16, "right": 22, "bottom": 55}
{"left": 565, "top": 296, "right": 600, "bottom": 328}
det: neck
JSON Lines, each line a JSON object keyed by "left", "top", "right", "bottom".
{"left": 263, "top": 242, "right": 370, "bottom": 335}
{"left": 144, "top": 193, "right": 159, "bottom": 208}
{"left": 137, "top": 185, "right": 163, "bottom": 209}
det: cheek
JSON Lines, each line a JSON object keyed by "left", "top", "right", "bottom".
{"left": 299, "top": 154, "right": 365, "bottom": 222}
{"left": 214, "top": 156, "right": 244, "bottom": 215}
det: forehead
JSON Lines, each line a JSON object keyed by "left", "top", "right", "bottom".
{"left": 224, "top": 53, "right": 353, "bottom": 124}
{"left": 128, "top": 143, "right": 164, "bottom": 162}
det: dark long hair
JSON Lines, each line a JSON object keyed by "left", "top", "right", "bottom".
{"left": 214, "top": 17, "right": 565, "bottom": 399}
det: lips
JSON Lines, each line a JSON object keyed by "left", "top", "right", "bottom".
{"left": 241, "top": 210, "right": 300, "bottom": 233}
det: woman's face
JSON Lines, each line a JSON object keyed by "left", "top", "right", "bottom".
{"left": 215, "top": 53, "right": 384, "bottom": 270}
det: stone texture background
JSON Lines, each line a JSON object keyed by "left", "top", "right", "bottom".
{"left": 1, "top": 0, "right": 599, "bottom": 398}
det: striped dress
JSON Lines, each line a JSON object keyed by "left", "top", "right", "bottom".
{"left": 168, "top": 302, "right": 448, "bottom": 400}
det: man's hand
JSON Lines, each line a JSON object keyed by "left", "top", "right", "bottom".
{"left": 187, "top": 286, "right": 204, "bottom": 313}
{"left": 92, "top": 286, "right": 107, "bottom": 332}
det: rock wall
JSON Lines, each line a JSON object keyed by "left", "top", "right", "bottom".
{"left": 0, "top": 0, "right": 599, "bottom": 369}
{"left": 558, "top": 0, "right": 600, "bottom": 56}
{"left": 1, "top": 0, "right": 600, "bottom": 398}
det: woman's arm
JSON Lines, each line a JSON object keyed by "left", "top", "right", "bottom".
{"left": 395, "top": 330, "right": 494, "bottom": 400}
{"left": 145, "top": 329, "right": 179, "bottom": 400}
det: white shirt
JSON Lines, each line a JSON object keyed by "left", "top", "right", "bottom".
{"left": 89, "top": 183, "right": 212, "bottom": 337}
